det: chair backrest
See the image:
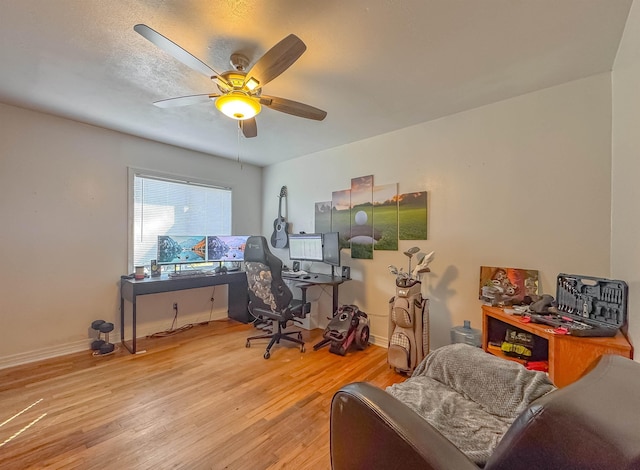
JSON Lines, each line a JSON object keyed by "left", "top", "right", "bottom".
{"left": 486, "top": 354, "right": 640, "bottom": 470}
{"left": 244, "top": 236, "right": 293, "bottom": 314}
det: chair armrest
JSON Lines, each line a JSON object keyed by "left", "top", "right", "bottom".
{"left": 485, "top": 355, "right": 640, "bottom": 470}
{"left": 287, "top": 301, "right": 307, "bottom": 318}
{"left": 331, "top": 382, "right": 479, "bottom": 470}
{"left": 291, "top": 284, "right": 311, "bottom": 317}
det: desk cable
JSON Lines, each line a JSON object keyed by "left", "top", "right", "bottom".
{"left": 207, "top": 286, "right": 217, "bottom": 323}
{"left": 150, "top": 285, "right": 219, "bottom": 339}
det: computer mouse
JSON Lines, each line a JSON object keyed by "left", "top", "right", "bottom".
{"left": 302, "top": 275, "right": 311, "bottom": 279}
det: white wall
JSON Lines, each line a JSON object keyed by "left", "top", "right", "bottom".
{"left": 0, "top": 66, "right": 626, "bottom": 366}
{"left": 0, "top": 103, "right": 262, "bottom": 367}
{"left": 264, "top": 74, "right": 614, "bottom": 349}
{"left": 612, "top": 0, "right": 640, "bottom": 351}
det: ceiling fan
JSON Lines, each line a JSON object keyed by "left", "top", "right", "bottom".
{"left": 134, "top": 24, "right": 327, "bottom": 138}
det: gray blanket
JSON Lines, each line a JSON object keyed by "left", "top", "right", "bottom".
{"left": 387, "top": 343, "right": 555, "bottom": 465}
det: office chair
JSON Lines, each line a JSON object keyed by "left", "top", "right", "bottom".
{"left": 244, "top": 236, "right": 307, "bottom": 359}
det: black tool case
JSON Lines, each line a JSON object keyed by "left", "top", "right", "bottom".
{"left": 552, "top": 273, "right": 627, "bottom": 337}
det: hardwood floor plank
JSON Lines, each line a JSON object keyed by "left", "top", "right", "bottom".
{"left": 0, "top": 320, "right": 405, "bottom": 469}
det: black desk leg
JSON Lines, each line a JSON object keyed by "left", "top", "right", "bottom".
{"left": 332, "top": 284, "right": 339, "bottom": 314}
{"left": 132, "top": 297, "right": 137, "bottom": 354}
{"left": 120, "top": 295, "right": 136, "bottom": 355}
{"left": 120, "top": 295, "right": 125, "bottom": 345}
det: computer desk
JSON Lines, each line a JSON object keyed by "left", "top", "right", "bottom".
{"left": 286, "top": 273, "right": 347, "bottom": 314}
{"left": 121, "top": 271, "right": 346, "bottom": 354}
{"left": 120, "top": 271, "right": 249, "bottom": 354}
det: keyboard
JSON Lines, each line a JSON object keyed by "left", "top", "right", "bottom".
{"left": 168, "top": 270, "right": 213, "bottom": 278}
{"left": 282, "top": 270, "right": 307, "bottom": 278}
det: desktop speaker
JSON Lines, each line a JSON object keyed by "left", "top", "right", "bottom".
{"left": 292, "top": 261, "right": 300, "bottom": 272}
{"left": 342, "top": 266, "right": 351, "bottom": 279}
{"left": 150, "top": 259, "right": 161, "bottom": 277}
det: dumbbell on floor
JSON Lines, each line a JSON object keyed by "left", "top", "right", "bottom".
{"left": 90, "top": 320, "right": 115, "bottom": 355}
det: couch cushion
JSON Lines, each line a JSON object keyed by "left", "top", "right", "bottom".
{"left": 387, "top": 343, "right": 555, "bottom": 465}
{"left": 413, "top": 343, "right": 555, "bottom": 417}
{"left": 388, "top": 375, "right": 515, "bottom": 465}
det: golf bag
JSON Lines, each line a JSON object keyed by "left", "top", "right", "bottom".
{"left": 388, "top": 279, "right": 429, "bottom": 373}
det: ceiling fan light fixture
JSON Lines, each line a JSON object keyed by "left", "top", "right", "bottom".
{"left": 245, "top": 77, "right": 260, "bottom": 91}
{"left": 215, "top": 92, "right": 261, "bottom": 120}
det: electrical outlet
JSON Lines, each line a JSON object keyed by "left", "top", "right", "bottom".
{"left": 173, "top": 302, "right": 178, "bottom": 310}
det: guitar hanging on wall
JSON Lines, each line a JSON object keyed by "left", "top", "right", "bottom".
{"left": 271, "top": 186, "right": 290, "bottom": 248}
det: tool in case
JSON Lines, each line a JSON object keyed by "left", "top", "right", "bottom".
{"left": 530, "top": 273, "right": 627, "bottom": 337}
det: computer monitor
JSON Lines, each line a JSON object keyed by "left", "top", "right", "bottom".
{"left": 207, "top": 235, "right": 249, "bottom": 261}
{"left": 157, "top": 235, "right": 206, "bottom": 264}
{"left": 288, "top": 233, "right": 324, "bottom": 262}
{"left": 322, "top": 232, "right": 341, "bottom": 267}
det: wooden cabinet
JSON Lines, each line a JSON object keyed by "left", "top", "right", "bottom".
{"left": 482, "top": 305, "right": 633, "bottom": 387}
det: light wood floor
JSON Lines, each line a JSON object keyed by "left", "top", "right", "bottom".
{"left": 0, "top": 320, "right": 405, "bottom": 469}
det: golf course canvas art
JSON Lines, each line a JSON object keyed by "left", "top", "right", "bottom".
{"left": 321, "top": 175, "right": 428, "bottom": 260}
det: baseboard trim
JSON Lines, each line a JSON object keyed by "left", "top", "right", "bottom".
{"left": 1, "top": 320, "right": 387, "bottom": 370}
{"left": 0, "top": 308, "right": 231, "bottom": 370}
{"left": 0, "top": 338, "right": 94, "bottom": 370}
{"left": 369, "top": 333, "right": 388, "bottom": 348}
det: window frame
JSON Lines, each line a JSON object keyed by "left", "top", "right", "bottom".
{"left": 127, "top": 167, "right": 234, "bottom": 273}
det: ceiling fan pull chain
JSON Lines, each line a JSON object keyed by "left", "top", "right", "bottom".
{"left": 237, "top": 126, "right": 243, "bottom": 170}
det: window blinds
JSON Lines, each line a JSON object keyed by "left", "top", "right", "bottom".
{"left": 132, "top": 174, "right": 232, "bottom": 267}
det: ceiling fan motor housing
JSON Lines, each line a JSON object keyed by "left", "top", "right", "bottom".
{"left": 230, "top": 53, "right": 250, "bottom": 72}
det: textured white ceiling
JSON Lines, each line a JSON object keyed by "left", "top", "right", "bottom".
{"left": 0, "top": 0, "right": 632, "bottom": 166}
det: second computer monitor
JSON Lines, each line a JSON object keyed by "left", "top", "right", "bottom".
{"left": 288, "top": 233, "right": 324, "bottom": 262}
{"left": 322, "top": 232, "right": 341, "bottom": 267}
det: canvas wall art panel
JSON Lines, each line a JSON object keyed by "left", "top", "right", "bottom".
{"left": 331, "top": 189, "right": 351, "bottom": 249}
{"left": 373, "top": 183, "right": 398, "bottom": 251}
{"left": 398, "top": 191, "right": 428, "bottom": 240}
{"left": 314, "top": 201, "right": 332, "bottom": 233}
{"left": 350, "top": 175, "right": 374, "bottom": 259}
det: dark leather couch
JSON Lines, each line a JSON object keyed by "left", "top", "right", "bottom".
{"left": 330, "top": 354, "right": 640, "bottom": 470}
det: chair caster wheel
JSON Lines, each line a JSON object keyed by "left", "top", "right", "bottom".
{"left": 300, "top": 345, "right": 305, "bottom": 353}
{"left": 246, "top": 341, "right": 250, "bottom": 348}
{"left": 264, "top": 351, "right": 271, "bottom": 359}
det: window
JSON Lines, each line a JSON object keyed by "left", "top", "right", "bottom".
{"left": 129, "top": 170, "right": 232, "bottom": 270}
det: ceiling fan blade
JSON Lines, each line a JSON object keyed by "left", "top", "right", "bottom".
{"left": 134, "top": 24, "right": 228, "bottom": 85}
{"left": 243, "top": 34, "right": 306, "bottom": 89}
{"left": 260, "top": 95, "right": 327, "bottom": 121}
{"left": 239, "top": 118, "right": 258, "bottom": 138}
{"left": 153, "top": 94, "right": 219, "bottom": 108}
